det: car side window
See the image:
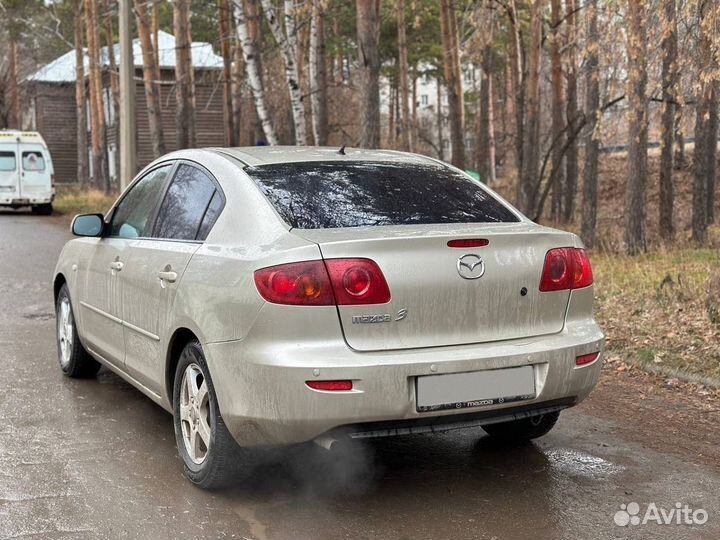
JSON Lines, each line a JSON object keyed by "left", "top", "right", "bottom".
{"left": 110, "top": 164, "right": 173, "bottom": 238}
{"left": 196, "top": 190, "right": 224, "bottom": 241}
{"left": 154, "top": 164, "right": 220, "bottom": 241}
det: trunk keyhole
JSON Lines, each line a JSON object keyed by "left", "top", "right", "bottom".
{"left": 520, "top": 287, "right": 528, "bottom": 297}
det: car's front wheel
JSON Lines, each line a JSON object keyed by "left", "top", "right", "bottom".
{"left": 481, "top": 411, "right": 560, "bottom": 442}
{"left": 55, "top": 284, "right": 101, "bottom": 377}
{"left": 173, "top": 340, "right": 243, "bottom": 489}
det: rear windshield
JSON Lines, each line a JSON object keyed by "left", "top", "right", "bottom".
{"left": 246, "top": 162, "right": 519, "bottom": 228}
{"left": 0, "top": 151, "right": 16, "bottom": 171}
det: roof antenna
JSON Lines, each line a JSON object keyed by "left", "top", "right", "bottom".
{"left": 338, "top": 145, "right": 346, "bottom": 156}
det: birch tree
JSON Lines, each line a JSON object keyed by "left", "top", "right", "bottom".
{"left": 233, "top": 0, "right": 278, "bottom": 145}
{"left": 260, "top": 0, "right": 307, "bottom": 145}
{"left": 135, "top": 0, "right": 166, "bottom": 158}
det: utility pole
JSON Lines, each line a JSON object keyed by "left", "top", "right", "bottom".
{"left": 119, "top": 0, "right": 136, "bottom": 190}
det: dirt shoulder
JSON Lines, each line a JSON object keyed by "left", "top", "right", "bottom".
{"left": 579, "top": 360, "right": 720, "bottom": 470}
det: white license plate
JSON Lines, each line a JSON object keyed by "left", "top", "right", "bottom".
{"left": 416, "top": 365, "right": 536, "bottom": 412}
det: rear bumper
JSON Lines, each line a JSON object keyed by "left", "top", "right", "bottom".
{"left": 205, "top": 318, "right": 605, "bottom": 447}
{"left": 0, "top": 195, "right": 53, "bottom": 206}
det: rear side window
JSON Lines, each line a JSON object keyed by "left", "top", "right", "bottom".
{"left": 0, "top": 151, "right": 16, "bottom": 171}
{"left": 22, "top": 151, "right": 45, "bottom": 171}
{"left": 154, "top": 164, "right": 220, "bottom": 241}
{"left": 246, "top": 162, "right": 519, "bottom": 229}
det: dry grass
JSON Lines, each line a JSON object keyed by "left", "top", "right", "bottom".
{"left": 54, "top": 185, "right": 117, "bottom": 218}
{"left": 593, "top": 248, "right": 720, "bottom": 380}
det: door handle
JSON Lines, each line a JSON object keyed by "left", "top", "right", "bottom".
{"left": 158, "top": 270, "right": 178, "bottom": 283}
{"left": 110, "top": 261, "right": 124, "bottom": 271}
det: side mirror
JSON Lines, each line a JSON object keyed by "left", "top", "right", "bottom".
{"left": 71, "top": 213, "right": 105, "bottom": 237}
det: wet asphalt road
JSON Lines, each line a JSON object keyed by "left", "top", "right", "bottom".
{"left": 0, "top": 212, "right": 718, "bottom": 540}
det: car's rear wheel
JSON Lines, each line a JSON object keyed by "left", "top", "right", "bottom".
{"left": 481, "top": 411, "right": 560, "bottom": 442}
{"left": 55, "top": 284, "right": 101, "bottom": 377}
{"left": 173, "top": 340, "right": 243, "bottom": 489}
{"left": 32, "top": 203, "right": 53, "bottom": 215}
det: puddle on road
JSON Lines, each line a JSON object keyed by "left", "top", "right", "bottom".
{"left": 545, "top": 447, "right": 624, "bottom": 478}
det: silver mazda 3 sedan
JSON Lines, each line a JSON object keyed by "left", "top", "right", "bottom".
{"left": 53, "top": 147, "right": 604, "bottom": 488}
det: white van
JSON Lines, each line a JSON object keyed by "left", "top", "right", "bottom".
{"left": 0, "top": 130, "right": 55, "bottom": 215}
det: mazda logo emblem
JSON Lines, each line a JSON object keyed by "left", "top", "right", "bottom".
{"left": 457, "top": 254, "right": 485, "bottom": 280}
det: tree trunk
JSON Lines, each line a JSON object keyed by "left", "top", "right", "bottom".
{"left": 506, "top": 0, "right": 524, "bottom": 174}
{"left": 103, "top": 0, "right": 120, "bottom": 188}
{"left": 174, "top": 0, "right": 196, "bottom": 149}
{"left": 219, "top": 0, "right": 234, "bottom": 146}
{"left": 231, "top": 19, "right": 244, "bottom": 147}
{"left": 309, "top": 0, "right": 329, "bottom": 146}
{"left": 411, "top": 65, "right": 418, "bottom": 152}
{"left": 518, "top": 0, "right": 542, "bottom": 215}
{"left": 659, "top": 0, "right": 678, "bottom": 241}
{"left": 135, "top": 0, "right": 166, "bottom": 158}
{"left": 234, "top": 0, "right": 278, "bottom": 145}
{"left": 550, "top": 0, "right": 565, "bottom": 221}
{"left": 397, "top": 0, "right": 411, "bottom": 151}
{"left": 440, "top": 0, "right": 465, "bottom": 168}
{"left": 623, "top": 0, "right": 649, "bottom": 255}
{"left": 563, "top": 0, "right": 579, "bottom": 223}
{"left": 260, "top": 0, "right": 307, "bottom": 145}
{"left": 692, "top": 1, "right": 718, "bottom": 243}
{"left": 74, "top": 1, "right": 89, "bottom": 185}
{"left": 581, "top": 0, "right": 600, "bottom": 249}
{"left": 356, "top": 0, "right": 381, "bottom": 148}
{"left": 436, "top": 77, "right": 444, "bottom": 161}
{"left": 476, "top": 0, "right": 496, "bottom": 184}
{"left": 8, "top": 39, "right": 20, "bottom": 129}
{"left": 86, "top": 0, "right": 107, "bottom": 189}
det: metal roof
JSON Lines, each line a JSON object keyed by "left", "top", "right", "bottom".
{"left": 211, "top": 146, "right": 440, "bottom": 167}
{"left": 27, "top": 30, "right": 222, "bottom": 83}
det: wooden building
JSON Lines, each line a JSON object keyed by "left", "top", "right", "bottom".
{"left": 24, "top": 30, "right": 225, "bottom": 185}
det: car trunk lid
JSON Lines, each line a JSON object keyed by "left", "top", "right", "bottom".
{"left": 293, "top": 223, "right": 576, "bottom": 352}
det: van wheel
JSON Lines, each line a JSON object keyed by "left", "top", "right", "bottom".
{"left": 481, "top": 411, "right": 560, "bottom": 442}
{"left": 173, "top": 340, "right": 244, "bottom": 489}
{"left": 55, "top": 284, "right": 101, "bottom": 377}
{"left": 32, "top": 204, "right": 53, "bottom": 215}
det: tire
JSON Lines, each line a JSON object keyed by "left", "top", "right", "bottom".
{"left": 55, "top": 284, "right": 101, "bottom": 378}
{"left": 481, "top": 411, "right": 560, "bottom": 442}
{"left": 32, "top": 203, "right": 53, "bottom": 215}
{"left": 173, "top": 340, "right": 243, "bottom": 489}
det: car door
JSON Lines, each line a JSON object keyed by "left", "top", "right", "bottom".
{"left": 0, "top": 143, "right": 20, "bottom": 201}
{"left": 78, "top": 163, "right": 174, "bottom": 366}
{"left": 19, "top": 145, "right": 51, "bottom": 199}
{"left": 121, "top": 162, "right": 224, "bottom": 393}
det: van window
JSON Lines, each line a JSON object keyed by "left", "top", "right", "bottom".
{"left": 22, "top": 152, "right": 45, "bottom": 171}
{"left": 0, "top": 151, "right": 16, "bottom": 171}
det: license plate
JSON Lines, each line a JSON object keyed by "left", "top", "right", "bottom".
{"left": 12, "top": 199, "right": 29, "bottom": 205}
{"left": 416, "top": 365, "right": 536, "bottom": 412}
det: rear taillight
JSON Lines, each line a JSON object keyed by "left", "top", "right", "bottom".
{"left": 254, "top": 261, "right": 335, "bottom": 305}
{"left": 324, "top": 259, "right": 391, "bottom": 305}
{"left": 539, "top": 248, "right": 593, "bottom": 292}
{"left": 254, "top": 258, "right": 390, "bottom": 306}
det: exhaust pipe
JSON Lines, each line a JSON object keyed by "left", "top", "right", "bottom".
{"left": 313, "top": 435, "right": 337, "bottom": 451}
